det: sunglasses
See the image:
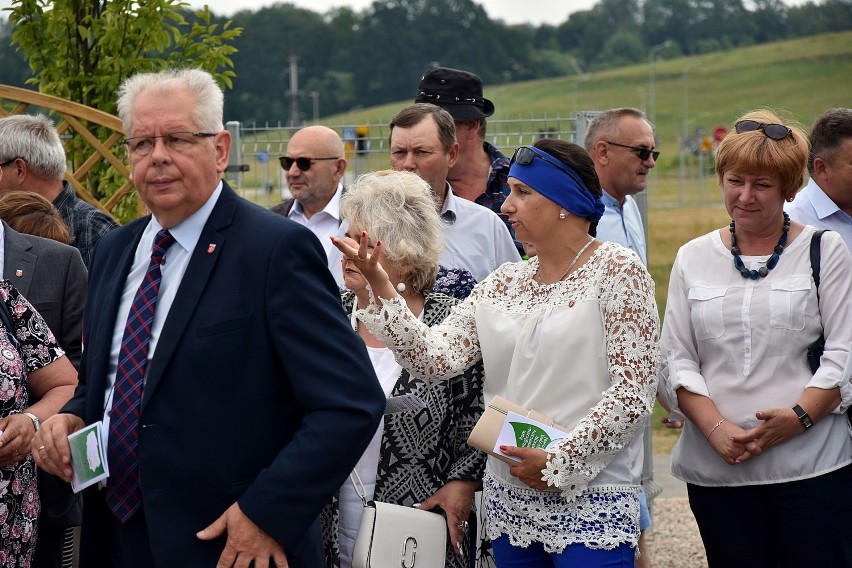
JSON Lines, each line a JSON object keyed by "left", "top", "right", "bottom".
{"left": 510, "top": 146, "right": 586, "bottom": 187}
{"left": 734, "top": 120, "right": 792, "bottom": 141}
{"left": 605, "top": 141, "right": 660, "bottom": 162}
{"left": 279, "top": 156, "right": 338, "bottom": 171}
{"left": 0, "top": 157, "right": 23, "bottom": 168}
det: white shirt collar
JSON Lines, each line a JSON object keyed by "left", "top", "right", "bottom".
{"left": 150, "top": 181, "right": 223, "bottom": 253}
{"left": 289, "top": 183, "right": 344, "bottom": 222}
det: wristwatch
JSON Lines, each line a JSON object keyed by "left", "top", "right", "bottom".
{"left": 792, "top": 404, "right": 813, "bottom": 430}
{"left": 23, "top": 412, "right": 40, "bottom": 432}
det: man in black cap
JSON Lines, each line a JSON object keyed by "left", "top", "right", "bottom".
{"left": 415, "top": 67, "right": 521, "bottom": 254}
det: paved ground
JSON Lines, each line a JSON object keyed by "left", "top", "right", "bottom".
{"left": 652, "top": 453, "right": 687, "bottom": 498}
{"left": 649, "top": 454, "right": 708, "bottom": 567}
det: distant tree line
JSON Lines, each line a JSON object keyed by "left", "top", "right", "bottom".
{"left": 2, "top": 0, "right": 850, "bottom": 123}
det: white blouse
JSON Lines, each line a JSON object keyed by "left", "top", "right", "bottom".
{"left": 660, "top": 225, "right": 852, "bottom": 487}
{"left": 358, "top": 242, "right": 660, "bottom": 552}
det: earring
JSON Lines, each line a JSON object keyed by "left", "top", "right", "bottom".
{"left": 396, "top": 282, "right": 407, "bottom": 293}
{"left": 559, "top": 212, "right": 567, "bottom": 219}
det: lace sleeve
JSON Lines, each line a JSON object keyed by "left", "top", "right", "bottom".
{"left": 357, "top": 272, "right": 504, "bottom": 380}
{"left": 542, "top": 252, "right": 660, "bottom": 499}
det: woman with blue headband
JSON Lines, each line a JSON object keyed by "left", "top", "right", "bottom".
{"left": 333, "top": 138, "right": 660, "bottom": 567}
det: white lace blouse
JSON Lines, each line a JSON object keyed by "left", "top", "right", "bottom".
{"left": 358, "top": 242, "right": 660, "bottom": 552}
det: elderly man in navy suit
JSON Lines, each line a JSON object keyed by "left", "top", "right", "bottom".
{"left": 32, "top": 68, "right": 385, "bottom": 568}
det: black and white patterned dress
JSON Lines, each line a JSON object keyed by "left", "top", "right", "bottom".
{"left": 322, "top": 291, "right": 487, "bottom": 568}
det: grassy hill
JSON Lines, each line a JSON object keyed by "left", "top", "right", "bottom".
{"left": 325, "top": 30, "right": 852, "bottom": 172}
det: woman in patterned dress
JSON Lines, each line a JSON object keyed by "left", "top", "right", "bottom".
{"left": 334, "top": 139, "right": 660, "bottom": 567}
{"left": 322, "top": 170, "right": 486, "bottom": 568}
{"left": 0, "top": 282, "right": 77, "bottom": 566}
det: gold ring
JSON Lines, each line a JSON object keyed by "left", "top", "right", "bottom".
{"left": 38, "top": 445, "right": 46, "bottom": 451}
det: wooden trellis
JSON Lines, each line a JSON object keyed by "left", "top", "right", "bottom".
{"left": 0, "top": 84, "right": 131, "bottom": 219}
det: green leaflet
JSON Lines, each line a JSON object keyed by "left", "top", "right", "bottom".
{"left": 509, "top": 422, "right": 552, "bottom": 449}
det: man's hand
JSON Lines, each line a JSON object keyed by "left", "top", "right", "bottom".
{"left": 197, "top": 502, "right": 288, "bottom": 568}
{"left": 31, "top": 413, "right": 84, "bottom": 481}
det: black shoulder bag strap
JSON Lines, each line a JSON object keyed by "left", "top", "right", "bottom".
{"left": 806, "top": 230, "right": 826, "bottom": 375}
{"left": 0, "top": 291, "right": 17, "bottom": 347}
{"left": 810, "top": 229, "right": 826, "bottom": 297}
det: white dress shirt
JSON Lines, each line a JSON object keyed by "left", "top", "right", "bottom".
{"left": 439, "top": 184, "right": 521, "bottom": 282}
{"left": 103, "top": 183, "right": 223, "bottom": 417}
{"left": 597, "top": 190, "right": 647, "bottom": 264}
{"left": 785, "top": 178, "right": 852, "bottom": 251}
{"left": 287, "top": 184, "right": 345, "bottom": 287}
{"left": 660, "top": 225, "right": 852, "bottom": 487}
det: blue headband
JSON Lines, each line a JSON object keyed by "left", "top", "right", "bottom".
{"left": 508, "top": 146, "right": 605, "bottom": 223}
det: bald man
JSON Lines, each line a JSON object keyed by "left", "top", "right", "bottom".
{"left": 271, "top": 126, "right": 347, "bottom": 285}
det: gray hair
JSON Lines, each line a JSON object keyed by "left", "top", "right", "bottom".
{"left": 584, "top": 108, "right": 648, "bottom": 152}
{"left": 340, "top": 170, "right": 445, "bottom": 293}
{"left": 0, "top": 114, "right": 67, "bottom": 179}
{"left": 117, "top": 68, "right": 224, "bottom": 135}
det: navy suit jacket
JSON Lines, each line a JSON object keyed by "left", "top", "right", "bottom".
{"left": 62, "top": 183, "right": 384, "bottom": 567}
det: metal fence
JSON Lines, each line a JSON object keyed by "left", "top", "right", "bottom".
{"left": 225, "top": 113, "right": 719, "bottom": 210}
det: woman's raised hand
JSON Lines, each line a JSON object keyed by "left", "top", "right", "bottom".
{"left": 331, "top": 232, "right": 396, "bottom": 300}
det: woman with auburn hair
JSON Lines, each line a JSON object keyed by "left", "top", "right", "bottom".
{"left": 659, "top": 109, "right": 852, "bottom": 566}
{"left": 0, "top": 191, "right": 71, "bottom": 244}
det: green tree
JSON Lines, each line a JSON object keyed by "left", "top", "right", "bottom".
{"left": 6, "top": 0, "right": 241, "bottom": 220}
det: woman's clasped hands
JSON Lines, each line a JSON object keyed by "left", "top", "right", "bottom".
{"left": 710, "top": 407, "right": 805, "bottom": 466}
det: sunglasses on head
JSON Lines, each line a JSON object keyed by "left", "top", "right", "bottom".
{"left": 605, "top": 141, "right": 660, "bottom": 162}
{"left": 279, "top": 156, "right": 338, "bottom": 171}
{"left": 734, "top": 120, "right": 792, "bottom": 141}
{"left": 511, "top": 146, "right": 586, "bottom": 187}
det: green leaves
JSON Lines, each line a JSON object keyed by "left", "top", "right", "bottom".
{"left": 5, "top": 0, "right": 242, "bottom": 220}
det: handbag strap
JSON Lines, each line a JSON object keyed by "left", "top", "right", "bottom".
{"left": 348, "top": 470, "right": 369, "bottom": 507}
{"left": 810, "top": 229, "right": 826, "bottom": 302}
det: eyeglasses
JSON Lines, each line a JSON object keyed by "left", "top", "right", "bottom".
{"left": 510, "top": 146, "right": 586, "bottom": 187}
{"left": 279, "top": 156, "right": 339, "bottom": 171}
{"left": 605, "top": 141, "right": 660, "bottom": 162}
{"left": 0, "top": 157, "right": 23, "bottom": 168}
{"left": 734, "top": 120, "right": 792, "bottom": 141}
{"left": 123, "top": 131, "right": 218, "bottom": 157}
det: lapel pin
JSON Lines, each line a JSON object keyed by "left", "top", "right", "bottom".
{"left": 15, "top": 270, "right": 22, "bottom": 278}
{"left": 207, "top": 244, "right": 217, "bottom": 254}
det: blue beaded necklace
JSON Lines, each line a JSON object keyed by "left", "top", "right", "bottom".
{"left": 729, "top": 212, "right": 790, "bottom": 279}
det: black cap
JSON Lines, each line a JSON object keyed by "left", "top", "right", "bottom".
{"left": 414, "top": 67, "right": 495, "bottom": 122}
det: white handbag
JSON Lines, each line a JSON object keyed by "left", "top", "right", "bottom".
{"left": 349, "top": 471, "right": 447, "bottom": 568}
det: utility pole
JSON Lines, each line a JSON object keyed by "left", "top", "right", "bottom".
{"left": 288, "top": 54, "right": 300, "bottom": 128}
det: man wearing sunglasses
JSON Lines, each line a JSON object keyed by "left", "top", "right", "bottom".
{"left": 271, "top": 125, "right": 347, "bottom": 285}
{"left": 584, "top": 107, "right": 659, "bottom": 568}
{"left": 785, "top": 108, "right": 852, "bottom": 251}
{"left": 584, "top": 108, "right": 658, "bottom": 265}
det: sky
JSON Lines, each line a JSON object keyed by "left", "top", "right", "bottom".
{"left": 0, "top": 0, "right": 814, "bottom": 25}
{"left": 185, "top": 0, "right": 598, "bottom": 25}
{"left": 0, "top": 0, "right": 598, "bottom": 26}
